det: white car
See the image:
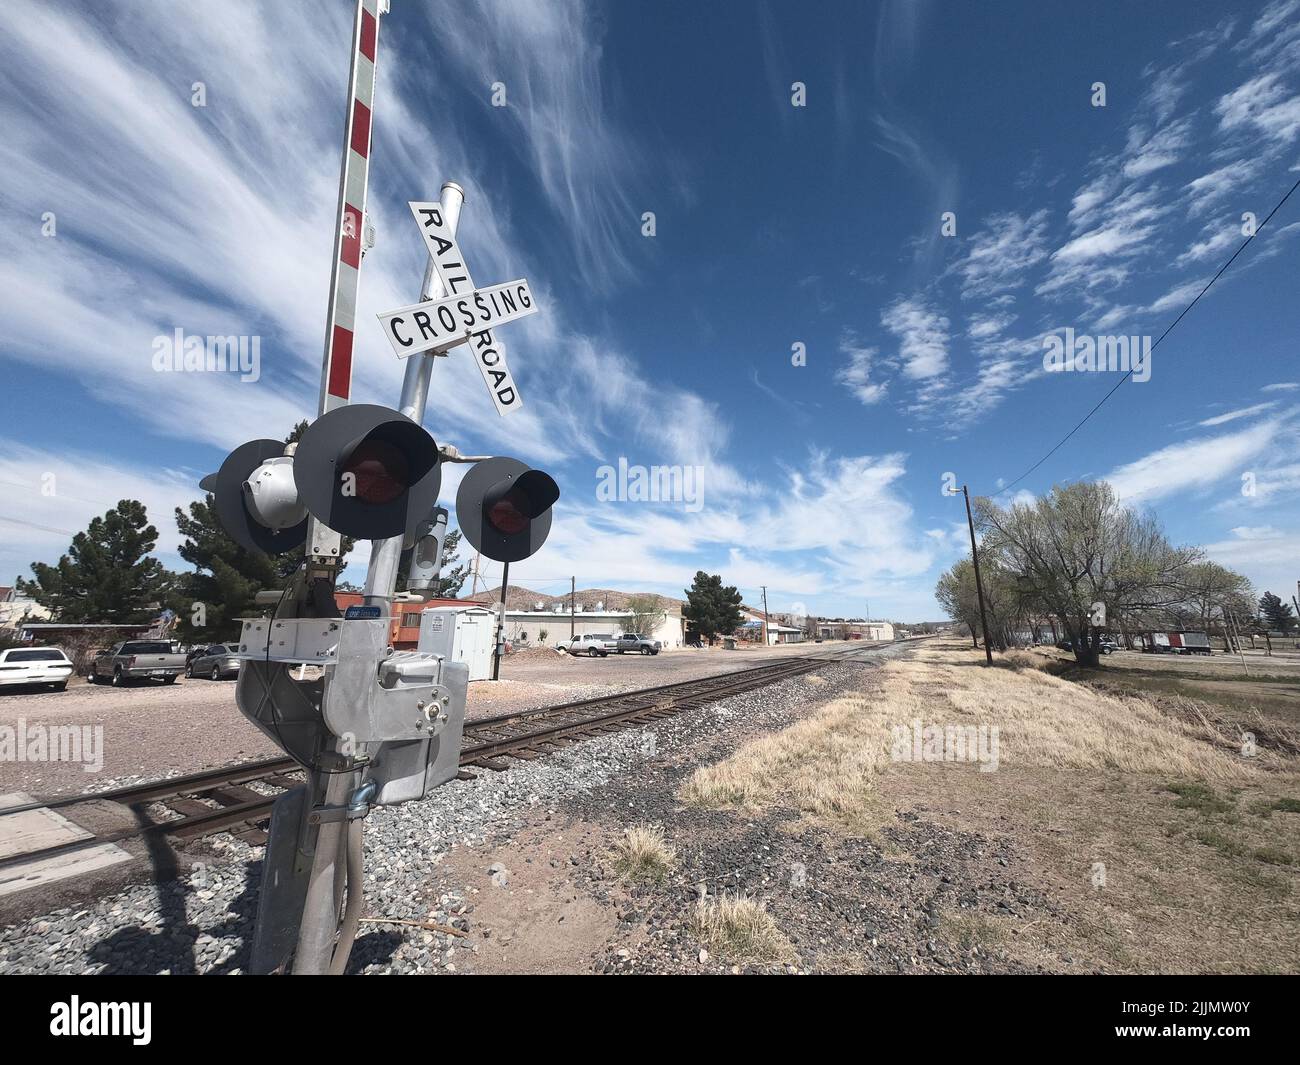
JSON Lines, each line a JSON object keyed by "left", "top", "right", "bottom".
{"left": 567, "top": 633, "right": 612, "bottom": 657}
{"left": 0, "top": 646, "right": 75, "bottom": 691}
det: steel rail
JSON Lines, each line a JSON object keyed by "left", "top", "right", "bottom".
{"left": 0, "top": 643, "right": 884, "bottom": 873}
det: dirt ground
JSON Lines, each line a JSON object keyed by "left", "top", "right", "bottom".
{"left": 403, "top": 640, "right": 1300, "bottom": 975}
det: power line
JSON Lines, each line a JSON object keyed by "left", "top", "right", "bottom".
{"left": 0, "top": 514, "right": 76, "bottom": 537}
{"left": 996, "top": 173, "right": 1300, "bottom": 496}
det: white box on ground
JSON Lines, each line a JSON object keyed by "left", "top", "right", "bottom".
{"left": 417, "top": 606, "right": 496, "bottom": 682}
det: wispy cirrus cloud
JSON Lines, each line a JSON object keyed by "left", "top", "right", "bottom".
{"left": 1198, "top": 401, "right": 1278, "bottom": 426}
{"left": 954, "top": 211, "right": 1050, "bottom": 300}
{"left": 1105, "top": 414, "right": 1288, "bottom": 503}
{"left": 836, "top": 335, "right": 887, "bottom": 406}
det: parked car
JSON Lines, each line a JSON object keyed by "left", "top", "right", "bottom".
{"left": 612, "top": 633, "right": 661, "bottom": 655}
{"left": 1056, "top": 637, "right": 1115, "bottom": 654}
{"left": 89, "top": 640, "right": 187, "bottom": 686}
{"left": 567, "top": 633, "right": 611, "bottom": 657}
{"left": 0, "top": 646, "right": 75, "bottom": 691}
{"left": 186, "top": 643, "right": 242, "bottom": 680}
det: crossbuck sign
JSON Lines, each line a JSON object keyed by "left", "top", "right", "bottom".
{"left": 376, "top": 201, "right": 537, "bottom": 416}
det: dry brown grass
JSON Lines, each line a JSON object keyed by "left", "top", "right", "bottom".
{"left": 681, "top": 639, "right": 1276, "bottom": 828}
{"left": 608, "top": 825, "right": 677, "bottom": 884}
{"left": 690, "top": 894, "right": 793, "bottom": 963}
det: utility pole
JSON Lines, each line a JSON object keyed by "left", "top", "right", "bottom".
{"left": 760, "top": 584, "right": 770, "bottom": 647}
{"left": 492, "top": 561, "right": 509, "bottom": 680}
{"left": 570, "top": 576, "right": 576, "bottom": 640}
{"left": 961, "top": 485, "right": 994, "bottom": 666}
{"left": 1225, "top": 608, "right": 1249, "bottom": 676}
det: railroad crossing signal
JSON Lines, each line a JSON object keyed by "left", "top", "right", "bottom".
{"left": 456, "top": 456, "right": 560, "bottom": 563}
{"left": 204, "top": 439, "right": 307, "bottom": 555}
{"left": 203, "top": 405, "right": 442, "bottom": 555}
{"left": 192, "top": 0, "right": 559, "bottom": 975}
{"left": 293, "top": 403, "right": 442, "bottom": 541}
{"left": 375, "top": 201, "right": 536, "bottom": 417}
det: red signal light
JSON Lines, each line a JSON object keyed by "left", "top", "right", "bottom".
{"left": 487, "top": 497, "right": 528, "bottom": 534}
{"left": 342, "top": 439, "right": 409, "bottom": 504}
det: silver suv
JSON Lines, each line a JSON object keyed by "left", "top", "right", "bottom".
{"left": 567, "top": 633, "right": 612, "bottom": 657}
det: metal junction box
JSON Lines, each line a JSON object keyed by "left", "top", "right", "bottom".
{"left": 417, "top": 605, "right": 495, "bottom": 681}
{"left": 235, "top": 615, "right": 468, "bottom": 804}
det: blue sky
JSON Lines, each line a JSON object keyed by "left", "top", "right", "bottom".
{"left": 2, "top": 0, "right": 1298, "bottom": 621}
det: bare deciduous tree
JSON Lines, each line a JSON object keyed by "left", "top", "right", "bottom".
{"left": 973, "top": 482, "right": 1200, "bottom": 667}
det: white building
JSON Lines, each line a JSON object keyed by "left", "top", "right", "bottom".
{"left": 498, "top": 603, "right": 686, "bottom": 649}
{"left": 0, "top": 586, "right": 50, "bottom": 630}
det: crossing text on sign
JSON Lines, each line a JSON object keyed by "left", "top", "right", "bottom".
{"left": 378, "top": 278, "right": 536, "bottom": 358}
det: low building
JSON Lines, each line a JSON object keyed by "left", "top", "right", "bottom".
{"left": 16, "top": 622, "right": 153, "bottom": 647}
{"left": 497, "top": 606, "right": 685, "bottom": 649}
{"left": 738, "top": 608, "right": 804, "bottom": 645}
{"left": 465, "top": 585, "right": 688, "bottom": 649}
{"left": 815, "top": 618, "right": 895, "bottom": 641}
{"left": 0, "top": 586, "right": 51, "bottom": 630}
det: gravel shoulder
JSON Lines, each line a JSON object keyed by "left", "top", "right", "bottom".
{"left": 0, "top": 644, "right": 910, "bottom": 974}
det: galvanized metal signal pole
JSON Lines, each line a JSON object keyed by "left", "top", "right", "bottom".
{"left": 962, "top": 485, "right": 994, "bottom": 666}
{"left": 290, "top": 0, "right": 387, "bottom": 977}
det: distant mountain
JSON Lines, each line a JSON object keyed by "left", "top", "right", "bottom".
{"left": 464, "top": 585, "right": 685, "bottom": 613}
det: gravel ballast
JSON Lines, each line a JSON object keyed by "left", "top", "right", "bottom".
{"left": 6, "top": 643, "right": 1061, "bottom": 976}
{"left": 0, "top": 650, "right": 897, "bottom": 975}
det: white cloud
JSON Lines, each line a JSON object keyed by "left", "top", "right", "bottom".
{"left": 1204, "top": 530, "right": 1300, "bottom": 601}
{"left": 881, "top": 296, "right": 950, "bottom": 380}
{"left": 1104, "top": 418, "right": 1279, "bottom": 503}
{"left": 1216, "top": 73, "right": 1300, "bottom": 143}
{"left": 955, "top": 211, "right": 1050, "bottom": 299}
{"left": 836, "top": 338, "right": 887, "bottom": 405}
{"left": 1122, "top": 118, "right": 1193, "bottom": 179}
{"left": 0, "top": 440, "right": 201, "bottom": 582}
{"left": 1176, "top": 225, "right": 1238, "bottom": 265}
{"left": 1198, "top": 402, "right": 1277, "bottom": 427}
{"left": 1262, "top": 382, "right": 1300, "bottom": 392}
{"left": 1148, "top": 277, "right": 1209, "bottom": 315}
{"left": 967, "top": 312, "right": 1016, "bottom": 340}
{"left": 1183, "top": 159, "right": 1264, "bottom": 215}
{"left": 1236, "top": 0, "right": 1300, "bottom": 69}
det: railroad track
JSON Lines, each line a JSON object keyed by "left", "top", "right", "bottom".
{"left": 0, "top": 643, "right": 883, "bottom": 875}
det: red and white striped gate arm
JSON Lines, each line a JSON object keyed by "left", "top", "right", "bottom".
{"left": 316, "top": 0, "right": 385, "bottom": 416}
